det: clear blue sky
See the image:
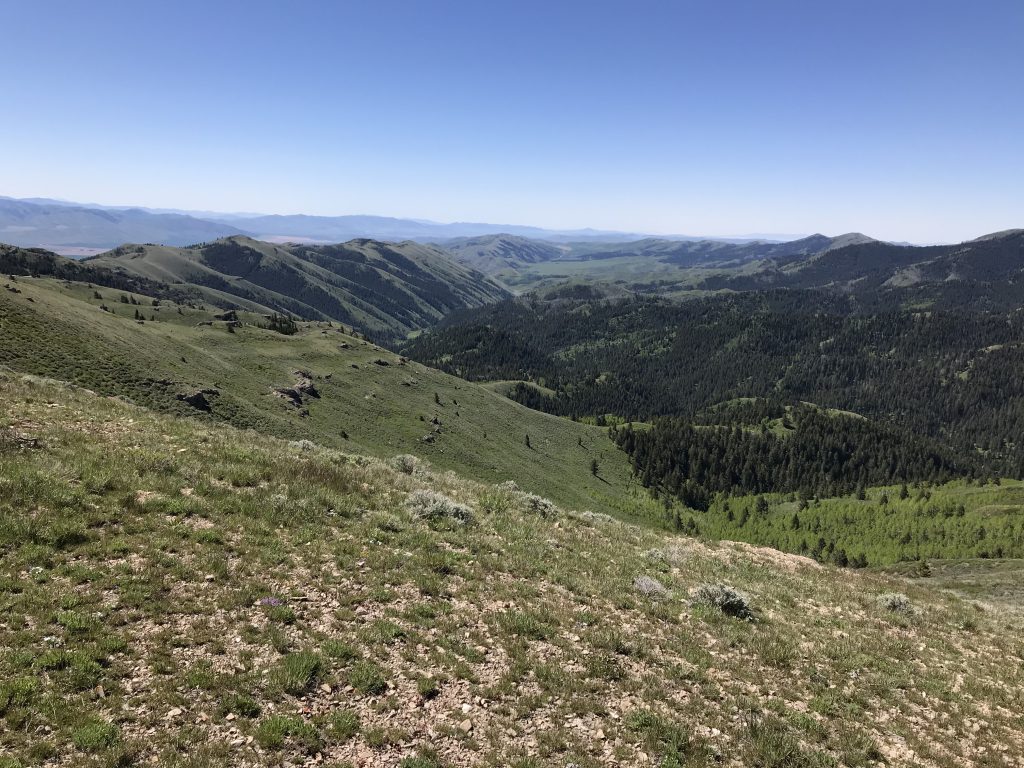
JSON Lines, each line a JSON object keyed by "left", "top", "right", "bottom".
{"left": 3, "top": 0, "right": 1022, "bottom": 242}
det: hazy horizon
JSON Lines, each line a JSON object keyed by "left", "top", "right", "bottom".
{"left": 4, "top": 1, "right": 1023, "bottom": 243}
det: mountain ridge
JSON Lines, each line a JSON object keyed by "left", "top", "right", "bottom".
{"left": 85, "top": 235, "right": 509, "bottom": 341}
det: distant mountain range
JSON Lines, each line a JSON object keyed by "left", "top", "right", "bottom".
{"left": 0, "top": 197, "right": 248, "bottom": 249}
{"left": 448, "top": 232, "right": 878, "bottom": 271}
{"left": 440, "top": 230, "right": 1024, "bottom": 308}
{"left": 0, "top": 196, "right": 648, "bottom": 250}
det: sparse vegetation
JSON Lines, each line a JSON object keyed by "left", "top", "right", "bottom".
{"left": 0, "top": 349, "right": 1022, "bottom": 767}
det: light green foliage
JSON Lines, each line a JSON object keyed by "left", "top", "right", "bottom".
{"left": 696, "top": 481, "right": 1024, "bottom": 566}
{"left": 325, "top": 708, "right": 360, "bottom": 742}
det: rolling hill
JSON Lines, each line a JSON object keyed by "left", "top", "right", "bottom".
{"left": 401, "top": 289, "right": 1024, "bottom": 476}
{"left": 440, "top": 234, "right": 565, "bottom": 277}
{"left": 0, "top": 273, "right": 647, "bottom": 520}
{"left": 701, "top": 229, "right": 1024, "bottom": 307}
{"left": 83, "top": 236, "right": 509, "bottom": 341}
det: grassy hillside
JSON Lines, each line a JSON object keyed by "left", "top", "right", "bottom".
{"left": 85, "top": 236, "right": 508, "bottom": 341}
{"left": 1, "top": 373, "right": 1023, "bottom": 767}
{"left": 880, "top": 558, "right": 1024, "bottom": 609}
{"left": 0, "top": 274, "right": 649, "bottom": 520}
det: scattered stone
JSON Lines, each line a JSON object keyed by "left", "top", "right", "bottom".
{"left": 275, "top": 387, "right": 304, "bottom": 406}
{"left": 458, "top": 719, "right": 473, "bottom": 733}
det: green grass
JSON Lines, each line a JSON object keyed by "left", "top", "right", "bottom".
{"left": 880, "top": 557, "right": 1024, "bottom": 609}
{"left": 0, "top": 372, "right": 1022, "bottom": 766}
{"left": 0, "top": 275, "right": 656, "bottom": 521}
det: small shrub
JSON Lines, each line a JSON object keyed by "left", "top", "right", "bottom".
{"left": 497, "top": 609, "right": 554, "bottom": 640}
{"left": 349, "top": 660, "right": 387, "bottom": 695}
{"left": 322, "top": 638, "right": 358, "bottom": 663}
{"left": 479, "top": 486, "right": 514, "bottom": 515}
{"left": 391, "top": 454, "right": 422, "bottom": 475}
{"left": 361, "top": 619, "right": 406, "bottom": 645}
{"left": 626, "top": 709, "right": 696, "bottom": 765}
{"left": 270, "top": 651, "right": 323, "bottom": 696}
{"left": 220, "top": 692, "right": 261, "bottom": 719}
{"left": 416, "top": 675, "right": 441, "bottom": 700}
{"left": 744, "top": 715, "right": 825, "bottom": 768}
{"left": 877, "top": 593, "right": 914, "bottom": 615}
{"left": 256, "top": 715, "right": 322, "bottom": 753}
{"left": 633, "top": 575, "right": 668, "bottom": 598}
{"left": 65, "top": 654, "right": 104, "bottom": 691}
{"left": 520, "top": 493, "right": 558, "bottom": 518}
{"left": 72, "top": 720, "right": 119, "bottom": 752}
{"left": 326, "top": 708, "right": 360, "bottom": 742}
{"left": 691, "top": 583, "right": 753, "bottom": 620}
{"left": 266, "top": 604, "right": 297, "bottom": 625}
{"left": 585, "top": 653, "right": 624, "bottom": 681}
{"left": 0, "top": 677, "right": 37, "bottom": 713}
{"left": 405, "top": 490, "right": 473, "bottom": 524}
{"left": 399, "top": 751, "right": 445, "bottom": 768}
{"left": 48, "top": 522, "right": 89, "bottom": 550}
{"left": 55, "top": 610, "right": 97, "bottom": 634}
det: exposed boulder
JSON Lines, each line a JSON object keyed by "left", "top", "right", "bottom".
{"left": 176, "top": 388, "right": 218, "bottom": 412}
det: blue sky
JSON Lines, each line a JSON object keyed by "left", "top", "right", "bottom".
{"left": 3, "top": 0, "right": 1022, "bottom": 241}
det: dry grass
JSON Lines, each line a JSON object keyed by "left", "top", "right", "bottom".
{"left": 1, "top": 372, "right": 1023, "bottom": 767}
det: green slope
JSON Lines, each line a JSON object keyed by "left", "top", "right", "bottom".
{"left": 85, "top": 236, "right": 508, "bottom": 341}
{"left": 0, "top": 274, "right": 652, "bottom": 520}
{"left": 1, "top": 372, "right": 1022, "bottom": 767}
